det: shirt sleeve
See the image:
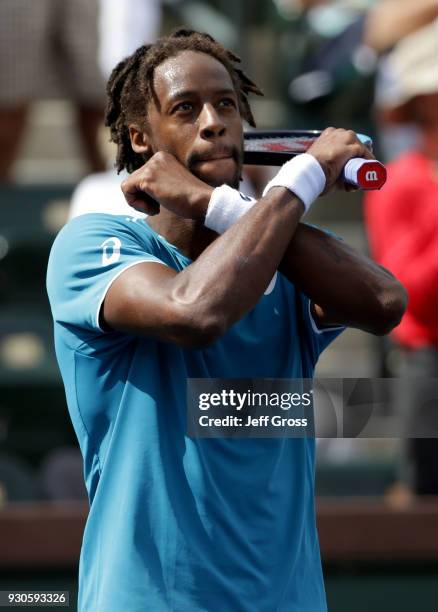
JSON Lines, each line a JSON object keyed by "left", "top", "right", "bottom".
{"left": 47, "top": 214, "right": 167, "bottom": 334}
{"left": 301, "top": 294, "right": 346, "bottom": 360}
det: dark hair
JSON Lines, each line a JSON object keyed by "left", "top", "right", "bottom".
{"left": 105, "top": 28, "right": 263, "bottom": 174}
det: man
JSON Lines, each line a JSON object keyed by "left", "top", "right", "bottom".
{"left": 365, "top": 21, "right": 438, "bottom": 497}
{"left": 47, "top": 29, "right": 406, "bottom": 612}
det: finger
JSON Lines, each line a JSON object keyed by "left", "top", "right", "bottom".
{"left": 139, "top": 195, "right": 160, "bottom": 215}
{"left": 334, "top": 176, "right": 348, "bottom": 192}
{"left": 351, "top": 143, "right": 375, "bottom": 161}
{"left": 122, "top": 178, "right": 159, "bottom": 210}
{"left": 352, "top": 139, "right": 376, "bottom": 161}
{"left": 361, "top": 147, "right": 376, "bottom": 161}
{"left": 128, "top": 191, "right": 160, "bottom": 215}
{"left": 121, "top": 179, "right": 143, "bottom": 204}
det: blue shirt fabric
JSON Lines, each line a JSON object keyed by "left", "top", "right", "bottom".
{"left": 47, "top": 213, "right": 344, "bottom": 612}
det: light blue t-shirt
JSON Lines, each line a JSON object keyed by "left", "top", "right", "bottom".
{"left": 47, "top": 213, "right": 344, "bottom": 612}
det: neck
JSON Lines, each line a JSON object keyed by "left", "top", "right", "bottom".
{"left": 146, "top": 209, "right": 218, "bottom": 260}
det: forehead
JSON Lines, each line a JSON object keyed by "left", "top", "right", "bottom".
{"left": 152, "top": 50, "right": 236, "bottom": 103}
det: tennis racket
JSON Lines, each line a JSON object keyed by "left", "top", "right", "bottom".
{"left": 243, "top": 130, "right": 387, "bottom": 191}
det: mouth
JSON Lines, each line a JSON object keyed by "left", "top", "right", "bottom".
{"left": 193, "top": 157, "right": 236, "bottom": 173}
{"left": 192, "top": 148, "right": 236, "bottom": 164}
{"left": 187, "top": 146, "right": 242, "bottom": 188}
{"left": 202, "top": 154, "right": 232, "bottom": 161}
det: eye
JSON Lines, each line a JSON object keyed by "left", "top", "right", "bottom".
{"left": 173, "top": 101, "right": 194, "bottom": 114}
{"left": 218, "top": 98, "right": 236, "bottom": 108}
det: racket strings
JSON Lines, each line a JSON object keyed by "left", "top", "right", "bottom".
{"left": 244, "top": 136, "right": 317, "bottom": 153}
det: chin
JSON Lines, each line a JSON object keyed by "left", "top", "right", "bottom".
{"left": 195, "top": 169, "right": 241, "bottom": 190}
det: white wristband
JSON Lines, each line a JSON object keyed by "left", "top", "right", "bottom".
{"left": 204, "top": 185, "right": 257, "bottom": 234}
{"left": 262, "top": 153, "right": 326, "bottom": 212}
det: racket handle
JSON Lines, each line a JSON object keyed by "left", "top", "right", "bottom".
{"left": 343, "top": 158, "right": 387, "bottom": 190}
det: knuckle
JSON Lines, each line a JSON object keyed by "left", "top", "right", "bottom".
{"left": 143, "top": 171, "right": 153, "bottom": 185}
{"left": 326, "top": 150, "right": 336, "bottom": 163}
{"left": 147, "top": 155, "right": 157, "bottom": 166}
{"left": 139, "top": 178, "right": 151, "bottom": 192}
{"left": 154, "top": 151, "right": 168, "bottom": 163}
{"left": 347, "top": 129, "right": 357, "bottom": 141}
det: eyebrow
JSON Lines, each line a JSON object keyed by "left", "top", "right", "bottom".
{"left": 166, "top": 88, "right": 237, "bottom": 106}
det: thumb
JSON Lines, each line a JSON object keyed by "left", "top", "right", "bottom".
{"left": 121, "top": 176, "right": 160, "bottom": 215}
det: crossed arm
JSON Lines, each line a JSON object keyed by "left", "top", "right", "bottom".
{"left": 102, "top": 179, "right": 407, "bottom": 347}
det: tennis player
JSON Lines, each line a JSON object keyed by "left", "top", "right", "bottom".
{"left": 47, "top": 29, "right": 407, "bottom": 612}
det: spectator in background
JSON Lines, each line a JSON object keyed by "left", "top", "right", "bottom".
{"left": 364, "top": 21, "right": 438, "bottom": 497}
{"left": 368, "top": 0, "right": 438, "bottom": 161}
{"left": 98, "top": 0, "right": 162, "bottom": 80}
{"left": 273, "top": 0, "right": 378, "bottom": 136}
{"left": 273, "top": 0, "right": 438, "bottom": 146}
{"left": 0, "top": 0, "right": 106, "bottom": 181}
{"left": 69, "top": 0, "right": 163, "bottom": 219}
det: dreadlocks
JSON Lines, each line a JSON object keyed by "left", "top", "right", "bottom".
{"left": 105, "top": 28, "right": 263, "bottom": 174}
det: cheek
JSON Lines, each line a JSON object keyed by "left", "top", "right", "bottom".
{"left": 161, "top": 124, "right": 197, "bottom": 162}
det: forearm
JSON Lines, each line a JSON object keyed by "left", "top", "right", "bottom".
{"left": 169, "top": 188, "right": 304, "bottom": 335}
{"left": 279, "top": 223, "right": 407, "bottom": 333}
{"left": 121, "top": 131, "right": 385, "bottom": 338}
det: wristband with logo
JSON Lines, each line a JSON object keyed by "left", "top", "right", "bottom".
{"left": 204, "top": 185, "right": 256, "bottom": 234}
{"left": 262, "top": 153, "right": 326, "bottom": 212}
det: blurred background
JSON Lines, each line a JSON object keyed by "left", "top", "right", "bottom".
{"left": 1, "top": 0, "right": 438, "bottom": 610}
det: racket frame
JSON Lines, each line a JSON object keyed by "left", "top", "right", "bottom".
{"left": 243, "top": 130, "right": 373, "bottom": 166}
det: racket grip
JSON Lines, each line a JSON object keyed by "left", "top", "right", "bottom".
{"left": 343, "top": 159, "right": 387, "bottom": 190}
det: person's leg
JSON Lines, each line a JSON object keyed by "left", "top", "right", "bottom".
{"left": 76, "top": 105, "right": 106, "bottom": 173}
{"left": 56, "top": 0, "right": 106, "bottom": 173}
{"left": 0, "top": 0, "right": 51, "bottom": 180}
{"left": 0, "top": 106, "right": 28, "bottom": 181}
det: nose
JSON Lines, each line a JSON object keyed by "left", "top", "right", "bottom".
{"left": 199, "top": 103, "right": 226, "bottom": 139}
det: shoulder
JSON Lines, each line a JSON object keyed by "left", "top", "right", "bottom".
{"left": 47, "top": 213, "right": 165, "bottom": 300}
{"left": 46, "top": 213, "right": 167, "bottom": 334}
{"left": 49, "top": 213, "right": 159, "bottom": 257}
{"left": 54, "top": 211, "right": 153, "bottom": 237}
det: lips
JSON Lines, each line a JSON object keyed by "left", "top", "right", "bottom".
{"left": 194, "top": 149, "right": 235, "bottom": 163}
{"left": 201, "top": 154, "right": 232, "bottom": 161}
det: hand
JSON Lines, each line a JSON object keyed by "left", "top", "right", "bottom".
{"left": 121, "top": 151, "right": 214, "bottom": 218}
{"left": 307, "top": 127, "right": 375, "bottom": 193}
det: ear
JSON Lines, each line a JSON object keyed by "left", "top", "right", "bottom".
{"left": 129, "top": 124, "right": 152, "bottom": 156}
